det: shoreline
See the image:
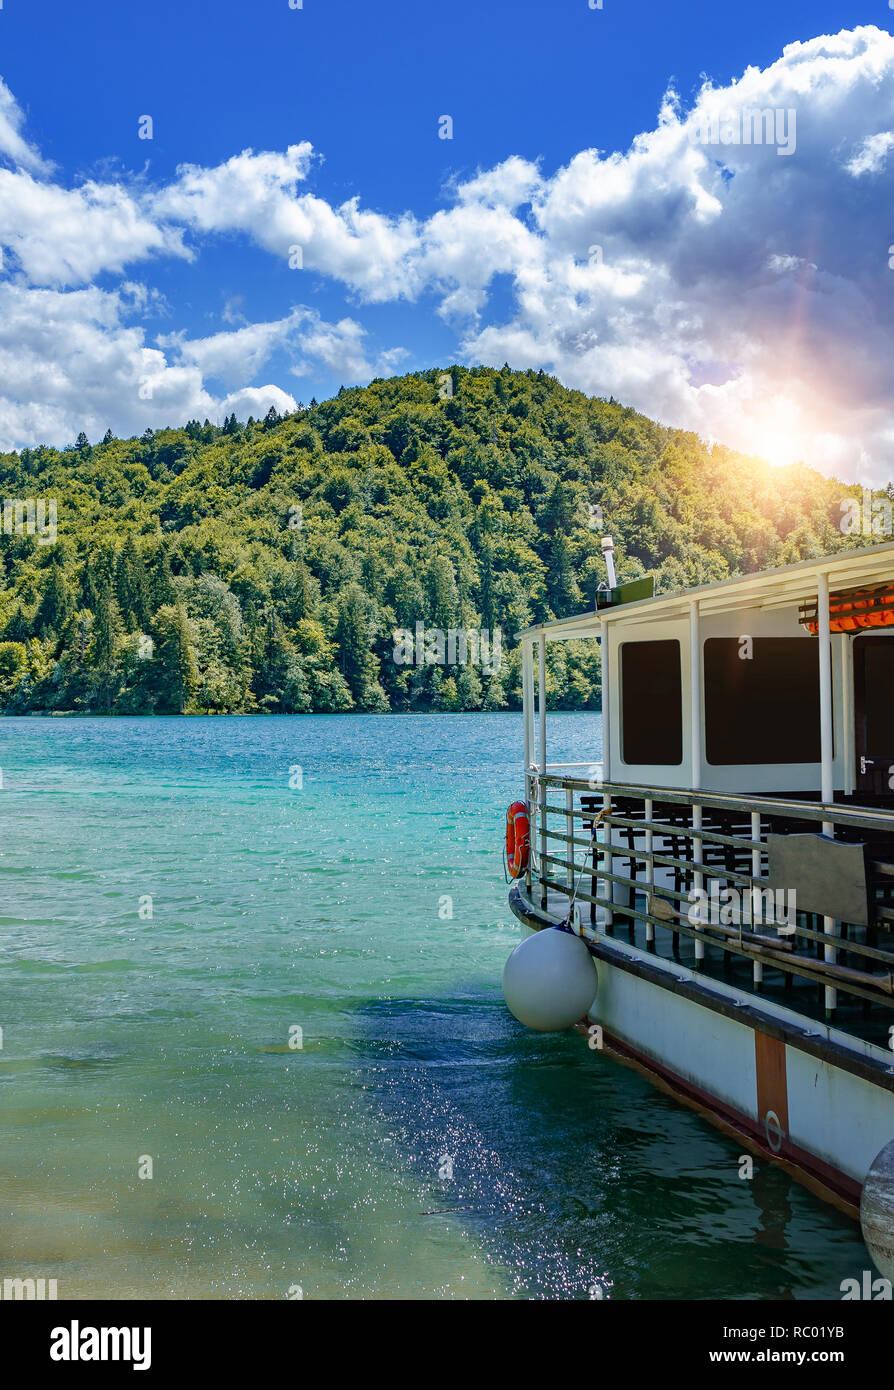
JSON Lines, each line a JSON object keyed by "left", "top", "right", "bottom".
{"left": 0, "top": 706, "right": 603, "bottom": 718}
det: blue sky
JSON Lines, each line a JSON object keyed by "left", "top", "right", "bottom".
{"left": 0, "top": 1, "right": 892, "bottom": 482}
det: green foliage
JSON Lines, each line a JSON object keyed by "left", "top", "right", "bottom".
{"left": 0, "top": 366, "right": 874, "bottom": 714}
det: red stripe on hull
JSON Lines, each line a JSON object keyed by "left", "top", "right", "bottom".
{"left": 582, "top": 1023, "right": 862, "bottom": 1218}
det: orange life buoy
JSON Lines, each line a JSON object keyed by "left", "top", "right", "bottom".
{"left": 505, "top": 801, "right": 530, "bottom": 879}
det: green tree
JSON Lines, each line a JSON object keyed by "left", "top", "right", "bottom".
{"left": 0, "top": 641, "right": 28, "bottom": 705}
{"left": 117, "top": 536, "right": 151, "bottom": 630}
{"left": 424, "top": 553, "right": 458, "bottom": 630}
{"left": 151, "top": 605, "right": 198, "bottom": 714}
{"left": 335, "top": 582, "right": 389, "bottom": 710}
{"left": 89, "top": 581, "right": 124, "bottom": 712}
{"left": 36, "top": 559, "right": 73, "bottom": 638}
{"left": 0, "top": 365, "right": 867, "bottom": 715}
{"left": 149, "top": 544, "right": 177, "bottom": 610}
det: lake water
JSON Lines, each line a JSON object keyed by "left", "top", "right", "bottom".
{"left": 0, "top": 713, "right": 866, "bottom": 1299}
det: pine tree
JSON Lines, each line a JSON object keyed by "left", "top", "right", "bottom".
{"left": 82, "top": 548, "right": 116, "bottom": 611}
{"left": 284, "top": 560, "right": 316, "bottom": 625}
{"left": 149, "top": 545, "right": 177, "bottom": 610}
{"left": 117, "top": 536, "right": 151, "bottom": 629}
{"left": 548, "top": 532, "right": 580, "bottom": 617}
{"left": 252, "top": 613, "right": 303, "bottom": 711}
{"left": 335, "top": 582, "right": 387, "bottom": 710}
{"left": 478, "top": 542, "right": 497, "bottom": 632}
{"left": 360, "top": 550, "right": 382, "bottom": 602}
{"left": 36, "top": 558, "right": 73, "bottom": 638}
{"left": 90, "top": 581, "right": 123, "bottom": 712}
{"left": 152, "top": 605, "right": 197, "bottom": 714}
{"left": 424, "top": 554, "right": 458, "bottom": 630}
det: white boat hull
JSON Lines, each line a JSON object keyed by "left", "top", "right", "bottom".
{"left": 511, "top": 887, "right": 894, "bottom": 1217}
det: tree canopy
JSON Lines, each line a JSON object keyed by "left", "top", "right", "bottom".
{"left": 0, "top": 365, "right": 881, "bottom": 715}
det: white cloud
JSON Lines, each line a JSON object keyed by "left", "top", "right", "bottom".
{"left": 287, "top": 314, "right": 370, "bottom": 378}
{"left": 155, "top": 144, "right": 422, "bottom": 303}
{"left": 158, "top": 316, "right": 298, "bottom": 390}
{"left": 846, "top": 130, "right": 894, "bottom": 174}
{"left": 0, "top": 77, "right": 50, "bottom": 174}
{"left": 0, "top": 285, "right": 396, "bottom": 450}
{"left": 220, "top": 384, "right": 297, "bottom": 419}
{"left": 452, "top": 155, "right": 542, "bottom": 209}
{"left": 0, "top": 283, "right": 221, "bottom": 451}
{"left": 419, "top": 201, "right": 543, "bottom": 320}
{"left": 4, "top": 26, "right": 894, "bottom": 481}
{"left": 161, "top": 307, "right": 385, "bottom": 389}
{"left": 454, "top": 25, "right": 894, "bottom": 483}
{"left": 0, "top": 169, "right": 187, "bottom": 287}
{"left": 0, "top": 284, "right": 307, "bottom": 448}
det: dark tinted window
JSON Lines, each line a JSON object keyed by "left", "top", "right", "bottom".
{"left": 704, "top": 637, "right": 821, "bottom": 765}
{"left": 620, "top": 640, "right": 682, "bottom": 765}
{"left": 857, "top": 635, "right": 894, "bottom": 755}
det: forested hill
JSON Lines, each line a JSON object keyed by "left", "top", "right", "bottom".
{"left": 0, "top": 365, "right": 880, "bottom": 715}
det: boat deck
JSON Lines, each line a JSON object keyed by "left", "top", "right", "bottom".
{"left": 525, "top": 776, "right": 894, "bottom": 1055}
{"left": 529, "top": 883, "right": 894, "bottom": 1051}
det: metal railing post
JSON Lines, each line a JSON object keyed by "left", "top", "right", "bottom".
{"left": 538, "top": 636, "right": 548, "bottom": 909}
{"left": 645, "top": 796, "right": 654, "bottom": 946}
{"left": 525, "top": 770, "right": 533, "bottom": 895}
{"left": 818, "top": 571, "right": 838, "bottom": 1017}
{"left": 540, "top": 777, "right": 548, "bottom": 910}
{"left": 751, "top": 810, "right": 762, "bottom": 989}
{"left": 603, "top": 791, "right": 614, "bottom": 933}
{"left": 692, "top": 802, "right": 704, "bottom": 965}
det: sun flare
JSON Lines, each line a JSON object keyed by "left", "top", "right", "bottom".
{"left": 749, "top": 399, "right": 809, "bottom": 469}
{"left": 754, "top": 430, "right": 806, "bottom": 469}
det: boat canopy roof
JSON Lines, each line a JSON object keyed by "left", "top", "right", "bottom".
{"left": 517, "top": 539, "right": 894, "bottom": 643}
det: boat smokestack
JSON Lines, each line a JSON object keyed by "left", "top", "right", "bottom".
{"left": 601, "top": 534, "right": 617, "bottom": 589}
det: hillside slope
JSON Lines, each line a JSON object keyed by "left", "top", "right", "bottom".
{"left": 0, "top": 365, "right": 881, "bottom": 714}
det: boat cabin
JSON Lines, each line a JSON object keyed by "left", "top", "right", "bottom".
{"left": 514, "top": 541, "right": 894, "bottom": 1039}
{"left": 520, "top": 540, "right": 894, "bottom": 802}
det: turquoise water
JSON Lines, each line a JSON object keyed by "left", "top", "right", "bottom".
{"left": 0, "top": 713, "right": 866, "bottom": 1299}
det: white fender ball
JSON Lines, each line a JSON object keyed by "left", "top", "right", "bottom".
{"left": 861, "top": 1139, "right": 894, "bottom": 1282}
{"left": 502, "top": 927, "right": 598, "bottom": 1032}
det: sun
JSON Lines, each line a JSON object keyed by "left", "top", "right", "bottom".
{"left": 749, "top": 400, "right": 809, "bottom": 469}
{"left": 754, "top": 429, "right": 806, "bottom": 469}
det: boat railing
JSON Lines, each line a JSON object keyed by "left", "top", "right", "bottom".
{"left": 524, "top": 771, "right": 894, "bottom": 1026}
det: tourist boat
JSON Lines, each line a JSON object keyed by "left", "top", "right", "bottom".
{"left": 504, "top": 538, "right": 894, "bottom": 1245}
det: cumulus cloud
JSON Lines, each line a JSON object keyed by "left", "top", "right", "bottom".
{"left": 154, "top": 144, "right": 422, "bottom": 302}
{"left": 0, "top": 283, "right": 397, "bottom": 450}
{"left": 0, "top": 283, "right": 215, "bottom": 450}
{"left": 454, "top": 25, "right": 894, "bottom": 482}
{"left": 158, "top": 316, "right": 299, "bottom": 390}
{"left": 451, "top": 155, "right": 542, "bottom": 209}
{"left": 4, "top": 25, "right": 894, "bottom": 481}
{"left": 0, "top": 284, "right": 309, "bottom": 449}
{"left": 0, "top": 121, "right": 411, "bottom": 442}
{"left": 0, "top": 169, "right": 187, "bottom": 286}
{"left": 219, "top": 384, "right": 298, "bottom": 419}
{"left": 161, "top": 307, "right": 389, "bottom": 390}
{"left": 846, "top": 130, "right": 894, "bottom": 175}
